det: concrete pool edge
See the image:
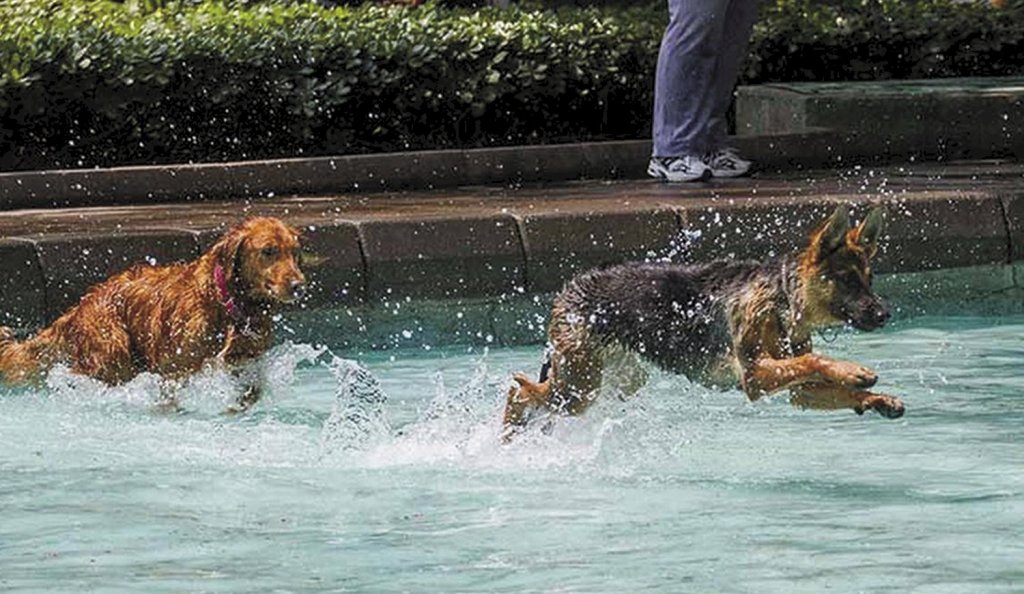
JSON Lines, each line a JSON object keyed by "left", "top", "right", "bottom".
{"left": 0, "top": 128, "right": 985, "bottom": 211}
{"left": 0, "top": 133, "right": 821, "bottom": 210}
{"left": 2, "top": 162, "right": 1023, "bottom": 331}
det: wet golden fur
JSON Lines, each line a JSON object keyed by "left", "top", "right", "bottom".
{"left": 504, "top": 206, "right": 904, "bottom": 438}
{"left": 0, "top": 217, "right": 306, "bottom": 406}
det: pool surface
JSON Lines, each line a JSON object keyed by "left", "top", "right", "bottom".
{"left": 1, "top": 314, "right": 1023, "bottom": 592}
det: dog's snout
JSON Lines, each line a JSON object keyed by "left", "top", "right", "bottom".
{"left": 850, "top": 296, "right": 890, "bottom": 331}
{"left": 289, "top": 278, "right": 306, "bottom": 300}
{"left": 869, "top": 297, "right": 891, "bottom": 325}
{"left": 860, "top": 298, "right": 890, "bottom": 329}
{"left": 874, "top": 304, "right": 891, "bottom": 326}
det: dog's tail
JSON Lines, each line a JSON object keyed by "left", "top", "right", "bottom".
{"left": 0, "top": 326, "right": 48, "bottom": 386}
{"left": 538, "top": 357, "right": 551, "bottom": 383}
{"left": 0, "top": 326, "right": 19, "bottom": 383}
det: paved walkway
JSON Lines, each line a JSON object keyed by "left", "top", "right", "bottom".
{"left": 1, "top": 160, "right": 1022, "bottom": 329}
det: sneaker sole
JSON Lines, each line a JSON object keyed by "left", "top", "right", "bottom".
{"left": 710, "top": 167, "right": 751, "bottom": 179}
{"left": 647, "top": 164, "right": 711, "bottom": 183}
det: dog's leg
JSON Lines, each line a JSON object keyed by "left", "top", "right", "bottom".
{"left": 601, "top": 346, "right": 648, "bottom": 402}
{"left": 615, "top": 363, "right": 649, "bottom": 402}
{"left": 790, "top": 382, "right": 905, "bottom": 419}
{"left": 502, "top": 373, "right": 552, "bottom": 434}
{"left": 501, "top": 345, "right": 604, "bottom": 439}
{"left": 224, "top": 359, "right": 264, "bottom": 414}
{"left": 62, "top": 311, "right": 137, "bottom": 385}
{"left": 742, "top": 354, "right": 878, "bottom": 398}
{"left": 502, "top": 305, "right": 609, "bottom": 440}
{"left": 155, "top": 380, "right": 184, "bottom": 413}
{"left": 227, "top": 384, "right": 262, "bottom": 414}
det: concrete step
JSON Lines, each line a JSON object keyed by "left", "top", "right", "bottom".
{"left": 1, "top": 161, "right": 1022, "bottom": 331}
{"left": 737, "top": 76, "right": 1024, "bottom": 160}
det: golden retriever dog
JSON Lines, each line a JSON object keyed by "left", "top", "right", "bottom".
{"left": 0, "top": 217, "right": 307, "bottom": 409}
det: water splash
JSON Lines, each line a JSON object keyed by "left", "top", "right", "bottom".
{"left": 320, "top": 356, "right": 390, "bottom": 455}
{"left": 334, "top": 354, "right": 717, "bottom": 474}
{"left": 341, "top": 356, "right": 510, "bottom": 468}
{"left": 653, "top": 228, "right": 704, "bottom": 263}
{"left": 2, "top": 340, "right": 732, "bottom": 475}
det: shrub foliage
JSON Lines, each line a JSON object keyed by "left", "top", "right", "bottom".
{"left": 0, "top": 0, "right": 1021, "bottom": 170}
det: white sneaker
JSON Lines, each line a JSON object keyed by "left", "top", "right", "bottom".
{"left": 647, "top": 156, "right": 711, "bottom": 182}
{"left": 704, "top": 148, "right": 752, "bottom": 178}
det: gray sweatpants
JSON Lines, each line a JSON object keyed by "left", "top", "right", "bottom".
{"left": 652, "top": 0, "right": 760, "bottom": 158}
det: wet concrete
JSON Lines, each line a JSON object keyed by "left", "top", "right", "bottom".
{"left": 0, "top": 160, "right": 1021, "bottom": 330}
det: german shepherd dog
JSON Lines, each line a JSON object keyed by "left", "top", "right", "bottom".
{"left": 503, "top": 206, "right": 904, "bottom": 438}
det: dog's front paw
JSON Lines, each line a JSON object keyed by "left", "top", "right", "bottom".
{"left": 827, "top": 361, "right": 878, "bottom": 389}
{"left": 856, "top": 394, "right": 905, "bottom": 419}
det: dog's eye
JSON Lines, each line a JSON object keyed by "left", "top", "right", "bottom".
{"left": 261, "top": 247, "right": 279, "bottom": 258}
{"left": 837, "top": 270, "right": 869, "bottom": 288}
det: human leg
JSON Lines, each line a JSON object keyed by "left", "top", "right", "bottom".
{"left": 705, "top": 0, "right": 760, "bottom": 151}
{"left": 652, "top": 0, "right": 732, "bottom": 159}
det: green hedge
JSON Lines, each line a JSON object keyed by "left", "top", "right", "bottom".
{"left": 0, "top": 0, "right": 1021, "bottom": 171}
{"left": 749, "top": 0, "right": 1024, "bottom": 82}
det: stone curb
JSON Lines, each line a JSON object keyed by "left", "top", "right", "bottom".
{"left": 0, "top": 187, "right": 1015, "bottom": 331}
{"left": 29, "top": 230, "right": 202, "bottom": 321}
{"left": 0, "top": 130, "right": 894, "bottom": 211}
{"left": 0, "top": 129, "right": 1012, "bottom": 212}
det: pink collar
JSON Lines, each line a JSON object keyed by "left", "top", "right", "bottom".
{"left": 213, "top": 264, "right": 243, "bottom": 321}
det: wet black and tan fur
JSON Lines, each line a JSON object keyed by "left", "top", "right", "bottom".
{"left": 503, "top": 206, "right": 905, "bottom": 439}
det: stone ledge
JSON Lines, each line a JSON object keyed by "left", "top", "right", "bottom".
{"left": 28, "top": 230, "right": 201, "bottom": 320}
{"left": 0, "top": 130, "right": 878, "bottom": 211}
{"left": 0, "top": 239, "right": 46, "bottom": 329}
{"left": 2, "top": 193, "right": 1010, "bottom": 330}
{"left": 673, "top": 191, "right": 1010, "bottom": 275}
{"left": 737, "top": 77, "right": 1024, "bottom": 161}
{"left": 516, "top": 208, "right": 680, "bottom": 294}
{"left": 4, "top": 78, "right": 1022, "bottom": 211}
{"left": 359, "top": 214, "right": 526, "bottom": 301}
{"left": 0, "top": 163, "right": 1020, "bottom": 332}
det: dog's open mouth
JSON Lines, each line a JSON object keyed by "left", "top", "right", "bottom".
{"left": 264, "top": 282, "right": 305, "bottom": 304}
{"left": 272, "top": 291, "right": 297, "bottom": 304}
{"left": 848, "top": 316, "right": 886, "bottom": 332}
{"left": 842, "top": 304, "right": 890, "bottom": 332}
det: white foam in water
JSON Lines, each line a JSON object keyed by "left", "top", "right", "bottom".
{"left": 44, "top": 364, "right": 168, "bottom": 409}
{"left": 320, "top": 353, "right": 494, "bottom": 467}
{"left": 1, "top": 339, "right": 754, "bottom": 478}
{"left": 321, "top": 354, "right": 505, "bottom": 467}
{"left": 319, "top": 351, "right": 714, "bottom": 474}
{"left": 40, "top": 344, "right": 319, "bottom": 416}
{"left": 0, "top": 343, "right": 378, "bottom": 468}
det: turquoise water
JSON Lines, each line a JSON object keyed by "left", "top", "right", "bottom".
{"left": 1, "top": 315, "right": 1023, "bottom": 592}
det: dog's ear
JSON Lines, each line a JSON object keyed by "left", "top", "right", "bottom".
{"left": 291, "top": 226, "right": 327, "bottom": 269}
{"left": 850, "top": 207, "right": 885, "bottom": 258}
{"left": 298, "top": 251, "right": 329, "bottom": 269}
{"left": 814, "top": 205, "right": 851, "bottom": 257}
{"left": 210, "top": 225, "right": 247, "bottom": 285}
